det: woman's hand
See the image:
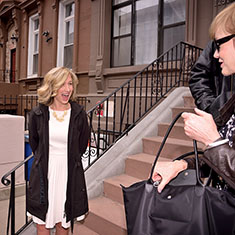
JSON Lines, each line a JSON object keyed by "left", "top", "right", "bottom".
{"left": 152, "top": 160, "right": 188, "bottom": 193}
{"left": 182, "top": 108, "right": 220, "bottom": 146}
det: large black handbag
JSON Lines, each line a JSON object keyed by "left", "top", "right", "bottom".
{"left": 122, "top": 113, "right": 235, "bottom": 235}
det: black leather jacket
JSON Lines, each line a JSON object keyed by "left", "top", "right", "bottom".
{"left": 189, "top": 40, "right": 235, "bottom": 128}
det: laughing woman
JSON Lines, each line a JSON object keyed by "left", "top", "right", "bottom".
{"left": 27, "top": 67, "right": 89, "bottom": 235}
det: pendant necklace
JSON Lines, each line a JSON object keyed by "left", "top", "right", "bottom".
{"left": 53, "top": 110, "right": 68, "bottom": 122}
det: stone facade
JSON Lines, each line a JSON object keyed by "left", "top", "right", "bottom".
{"left": 0, "top": 0, "right": 233, "bottom": 109}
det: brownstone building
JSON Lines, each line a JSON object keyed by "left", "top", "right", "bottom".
{"left": 0, "top": 0, "right": 234, "bottom": 109}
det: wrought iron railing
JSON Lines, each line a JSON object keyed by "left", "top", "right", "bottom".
{"left": 0, "top": 95, "right": 88, "bottom": 130}
{"left": 82, "top": 41, "right": 202, "bottom": 169}
{"left": 1, "top": 154, "right": 34, "bottom": 235}
{"left": 1, "top": 41, "right": 202, "bottom": 234}
{"left": 214, "top": 0, "right": 234, "bottom": 7}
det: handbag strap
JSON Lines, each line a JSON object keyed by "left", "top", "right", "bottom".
{"left": 193, "top": 139, "right": 204, "bottom": 186}
{"left": 149, "top": 112, "right": 204, "bottom": 186}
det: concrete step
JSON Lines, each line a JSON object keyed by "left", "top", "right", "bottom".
{"left": 183, "top": 96, "right": 196, "bottom": 108}
{"left": 72, "top": 222, "right": 100, "bottom": 235}
{"left": 124, "top": 153, "right": 170, "bottom": 180}
{"left": 103, "top": 153, "right": 169, "bottom": 204}
{"left": 83, "top": 197, "right": 127, "bottom": 235}
{"left": 171, "top": 106, "right": 195, "bottom": 123}
{"left": 103, "top": 174, "right": 140, "bottom": 204}
{"left": 142, "top": 136, "right": 204, "bottom": 160}
{"left": 18, "top": 221, "right": 36, "bottom": 235}
{"left": 158, "top": 122, "right": 190, "bottom": 140}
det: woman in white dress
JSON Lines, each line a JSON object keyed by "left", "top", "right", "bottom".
{"left": 28, "top": 67, "right": 89, "bottom": 234}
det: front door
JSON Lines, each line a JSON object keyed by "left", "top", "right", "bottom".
{"left": 10, "top": 49, "right": 16, "bottom": 83}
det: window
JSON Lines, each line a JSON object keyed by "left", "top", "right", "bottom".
{"left": 111, "top": 0, "right": 185, "bottom": 67}
{"left": 162, "top": 0, "right": 185, "bottom": 53}
{"left": 135, "top": 0, "right": 158, "bottom": 65}
{"left": 57, "top": 0, "right": 75, "bottom": 69}
{"left": 27, "top": 14, "right": 39, "bottom": 76}
{"left": 112, "top": 5, "right": 132, "bottom": 66}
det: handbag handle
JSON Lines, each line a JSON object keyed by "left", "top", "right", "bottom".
{"left": 149, "top": 112, "right": 204, "bottom": 186}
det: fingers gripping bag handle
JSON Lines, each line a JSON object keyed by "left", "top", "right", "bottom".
{"left": 149, "top": 112, "right": 203, "bottom": 186}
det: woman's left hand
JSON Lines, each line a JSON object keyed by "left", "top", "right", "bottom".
{"left": 152, "top": 160, "right": 188, "bottom": 193}
{"left": 182, "top": 108, "right": 220, "bottom": 146}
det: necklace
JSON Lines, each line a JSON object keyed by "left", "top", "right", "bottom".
{"left": 52, "top": 110, "right": 67, "bottom": 122}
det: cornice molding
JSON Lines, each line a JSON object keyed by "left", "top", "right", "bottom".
{"left": 0, "top": 1, "right": 21, "bottom": 18}
{"left": 19, "top": 0, "right": 44, "bottom": 11}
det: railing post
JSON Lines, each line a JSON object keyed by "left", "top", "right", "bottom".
{"left": 133, "top": 77, "right": 137, "bottom": 123}
{"left": 10, "top": 172, "right": 15, "bottom": 235}
{"left": 88, "top": 112, "right": 93, "bottom": 167}
{"left": 139, "top": 73, "right": 143, "bottom": 118}
{"left": 119, "top": 87, "right": 124, "bottom": 134}
{"left": 113, "top": 93, "right": 117, "bottom": 143}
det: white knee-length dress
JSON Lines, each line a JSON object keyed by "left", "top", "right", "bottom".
{"left": 29, "top": 108, "right": 84, "bottom": 228}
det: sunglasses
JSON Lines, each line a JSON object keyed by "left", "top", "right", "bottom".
{"left": 214, "top": 34, "right": 235, "bottom": 52}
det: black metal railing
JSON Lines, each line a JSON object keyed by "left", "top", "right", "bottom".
{"left": 214, "top": 0, "right": 234, "bottom": 7}
{"left": 1, "top": 154, "right": 34, "bottom": 235}
{"left": 0, "top": 95, "right": 88, "bottom": 130}
{"left": 83, "top": 41, "right": 202, "bottom": 169}
{"left": 1, "top": 41, "right": 202, "bottom": 234}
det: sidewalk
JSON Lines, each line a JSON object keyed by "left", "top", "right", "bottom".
{"left": 0, "top": 191, "right": 77, "bottom": 235}
{"left": 0, "top": 194, "right": 70, "bottom": 235}
{"left": 0, "top": 194, "right": 26, "bottom": 235}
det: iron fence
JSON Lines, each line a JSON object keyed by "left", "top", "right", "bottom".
{"left": 0, "top": 95, "right": 88, "bottom": 130}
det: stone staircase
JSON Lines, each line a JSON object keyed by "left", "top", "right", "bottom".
{"left": 72, "top": 95, "right": 203, "bottom": 235}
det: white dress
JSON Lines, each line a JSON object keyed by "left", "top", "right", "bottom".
{"left": 30, "top": 108, "right": 85, "bottom": 229}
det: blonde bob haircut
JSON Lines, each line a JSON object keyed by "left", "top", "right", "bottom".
{"left": 37, "top": 67, "right": 78, "bottom": 106}
{"left": 209, "top": 2, "right": 235, "bottom": 38}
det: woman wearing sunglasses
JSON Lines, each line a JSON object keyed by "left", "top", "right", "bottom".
{"left": 153, "top": 3, "right": 235, "bottom": 195}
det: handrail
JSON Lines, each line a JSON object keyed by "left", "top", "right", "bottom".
{"left": 1, "top": 154, "right": 34, "bottom": 186}
{"left": 1, "top": 154, "right": 34, "bottom": 235}
{"left": 84, "top": 41, "right": 203, "bottom": 170}
{"left": 1, "top": 41, "right": 203, "bottom": 234}
{"left": 87, "top": 41, "right": 202, "bottom": 112}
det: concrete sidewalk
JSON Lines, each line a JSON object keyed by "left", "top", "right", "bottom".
{"left": 0, "top": 194, "right": 73, "bottom": 235}
{"left": 0, "top": 195, "right": 27, "bottom": 235}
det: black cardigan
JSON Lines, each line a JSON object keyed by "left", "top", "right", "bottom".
{"left": 27, "top": 101, "right": 89, "bottom": 227}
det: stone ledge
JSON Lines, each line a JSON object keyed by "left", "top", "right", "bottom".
{"left": 0, "top": 183, "right": 25, "bottom": 201}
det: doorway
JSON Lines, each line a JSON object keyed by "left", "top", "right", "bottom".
{"left": 10, "top": 48, "right": 16, "bottom": 83}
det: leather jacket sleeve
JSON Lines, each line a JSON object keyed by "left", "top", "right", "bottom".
{"left": 189, "top": 41, "right": 221, "bottom": 112}
{"left": 184, "top": 142, "right": 235, "bottom": 190}
{"left": 189, "top": 40, "right": 234, "bottom": 126}
{"left": 79, "top": 109, "right": 90, "bottom": 155}
{"left": 203, "top": 143, "right": 235, "bottom": 190}
{"left": 28, "top": 108, "right": 39, "bottom": 154}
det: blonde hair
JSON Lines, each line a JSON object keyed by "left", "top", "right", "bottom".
{"left": 37, "top": 67, "right": 78, "bottom": 106}
{"left": 209, "top": 2, "right": 235, "bottom": 38}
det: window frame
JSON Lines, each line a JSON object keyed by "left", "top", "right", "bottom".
{"left": 27, "top": 13, "right": 39, "bottom": 77}
{"left": 111, "top": 0, "right": 186, "bottom": 67}
{"left": 111, "top": 0, "right": 134, "bottom": 67}
{"left": 57, "top": 0, "right": 75, "bottom": 68}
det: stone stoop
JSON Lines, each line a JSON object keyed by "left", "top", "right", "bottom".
{"left": 74, "top": 95, "right": 203, "bottom": 234}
